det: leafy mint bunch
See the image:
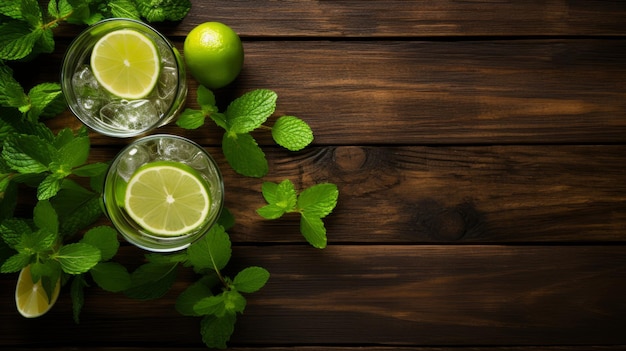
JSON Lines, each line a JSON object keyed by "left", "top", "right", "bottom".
{"left": 0, "top": 0, "right": 191, "bottom": 61}
{"left": 120, "top": 222, "right": 270, "bottom": 349}
{"left": 0, "top": 199, "right": 123, "bottom": 313}
{"left": 177, "top": 86, "right": 314, "bottom": 178}
{"left": 258, "top": 179, "right": 339, "bottom": 249}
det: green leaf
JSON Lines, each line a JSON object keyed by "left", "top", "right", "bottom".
{"left": 18, "top": 228, "right": 57, "bottom": 253}
{"left": 197, "top": 85, "right": 217, "bottom": 112}
{"left": 47, "top": 0, "right": 59, "bottom": 18}
{"left": 223, "top": 289, "right": 246, "bottom": 314}
{"left": 222, "top": 133, "right": 268, "bottom": 178}
{"left": 209, "top": 112, "right": 228, "bottom": 130}
{"left": 217, "top": 207, "right": 235, "bottom": 231}
{"left": 26, "top": 82, "right": 63, "bottom": 121}
{"left": 176, "top": 278, "right": 214, "bottom": 316}
{"left": 57, "top": 0, "right": 73, "bottom": 18}
{"left": 0, "top": 21, "right": 41, "bottom": 61}
{"left": 0, "top": 181, "right": 18, "bottom": 221}
{"left": 233, "top": 266, "right": 270, "bottom": 293}
{"left": 72, "top": 162, "right": 108, "bottom": 177}
{"left": 33, "top": 200, "right": 58, "bottom": 235}
{"left": 187, "top": 224, "right": 231, "bottom": 273}
{"left": 300, "top": 213, "right": 327, "bottom": 249}
{"left": 56, "top": 134, "right": 89, "bottom": 169}
{"left": 136, "top": 0, "right": 191, "bottom": 22}
{"left": 194, "top": 294, "right": 226, "bottom": 316}
{"left": 55, "top": 242, "right": 101, "bottom": 274}
{"left": 0, "top": 1, "right": 22, "bottom": 19}
{"left": 0, "top": 218, "right": 31, "bottom": 249}
{"left": 2, "top": 133, "right": 55, "bottom": 174}
{"left": 0, "top": 252, "right": 31, "bottom": 273}
{"left": 124, "top": 261, "right": 178, "bottom": 300}
{"left": 108, "top": 0, "right": 141, "bottom": 20}
{"left": 297, "top": 183, "right": 339, "bottom": 218}
{"left": 37, "top": 173, "right": 63, "bottom": 200}
{"left": 263, "top": 179, "right": 297, "bottom": 211}
{"left": 90, "top": 262, "right": 131, "bottom": 292}
{"left": 0, "top": 62, "right": 28, "bottom": 109}
{"left": 20, "top": 0, "right": 43, "bottom": 27}
{"left": 225, "top": 89, "right": 277, "bottom": 134}
{"left": 200, "top": 313, "right": 236, "bottom": 349}
{"left": 272, "top": 115, "right": 314, "bottom": 151}
{"left": 71, "top": 274, "right": 88, "bottom": 324}
{"left": 256, "top": 204, "right": 287, "bottom": 220}
{"left": 176, "top": 108, "right": 206, "bottom": 130}
{"left": 80, "top": 226, "right": 119, "bottom": 261}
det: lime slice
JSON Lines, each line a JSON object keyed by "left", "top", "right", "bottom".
{"left": 90, "top": 29, "right": 160, "bottom": 99}
{"left": 15, "top": 265, "right": 61, "bottom": 318}
{"left": 124, "top": 161, "right": 211, "bottom": 236}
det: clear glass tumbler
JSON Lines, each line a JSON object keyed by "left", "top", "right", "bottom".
{"left": 61, "top": 18, "right": 187, "bottom": 137}
{"left": 103, "top": 134, "right": 224, "bottom": 252}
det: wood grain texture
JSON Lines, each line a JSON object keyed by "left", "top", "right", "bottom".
{"left": 1, "top": 246, "right": 625, "bottom": 347}
{"left": 29, "top": 38, "right": 626, "bottom": 146}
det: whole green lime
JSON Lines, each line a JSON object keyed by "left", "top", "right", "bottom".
{"left": 183, "top": 22, "right": 244, "bottom": 89}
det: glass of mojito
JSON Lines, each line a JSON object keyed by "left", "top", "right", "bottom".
{"left": 61, "top": 18, "right": 187, "bottom": 137}
{"left": 103, "top": 134, "right": 224, "bottom": 252}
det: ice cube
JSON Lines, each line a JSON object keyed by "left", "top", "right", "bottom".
{"left": 156, "top": 66, "right": 179, "bottom": 100}
{"left": 99, "top": 99, "right": 160, "bottom": 131}
{"left": 117, "top": 144, "right": 151, "bottom": 181}
{"left": 72, "top": 65, "right": 106, "bottom": 113}
{"left": 157, "top": 137, "right": 196, "bottom": 162}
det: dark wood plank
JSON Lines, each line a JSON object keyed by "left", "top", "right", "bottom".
{"left": 69, "top": 145, "right": 625, "bottom": 244}
{"left": 50, "top": 1, "right": 626, "bottom": 38}
{"left": 1, "top": 245, "right": 625, "bottom": 347}
{"left": 35, "top": 39, "right": 626, "bottom": 146}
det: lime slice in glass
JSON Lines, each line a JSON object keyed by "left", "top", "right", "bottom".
{"left": 90, "top": 29, "right": 160, "bottom": 99}
{"left": 124, "top": 161, "right": 211, "bottom": 236}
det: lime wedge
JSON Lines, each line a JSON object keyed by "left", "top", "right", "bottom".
{"left": 124, "top": 161, "right": 211, "bottom": 236}
{"left": 15, "top": 265, "right": 61, "bottom": 318}
{"left": 90, "top": 29, "right": 160, "bottom": 99}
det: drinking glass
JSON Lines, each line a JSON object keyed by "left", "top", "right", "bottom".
{"left": 103, "top": 134, "right": 224, "bottom": 252}
{"left": 61, "top": 18, "right": 187, "bottom": 137}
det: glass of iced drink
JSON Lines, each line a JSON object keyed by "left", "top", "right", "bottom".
{"left": 103, "top": 134, "right": 224, "bottom": 252}
{"left": 61, "top": 18, "right": 187, "bottom": 137}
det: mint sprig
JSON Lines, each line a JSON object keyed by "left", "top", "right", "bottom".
{"left": 258, "top": 180, "right": 339, "bottom": 248}
{"left": 176, "top": 86, "right": 314, "bottom": 177}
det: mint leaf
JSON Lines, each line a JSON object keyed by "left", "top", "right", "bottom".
{"left": 0, "top": 2, "right": 22, "bottom": 19}
{"left": 21, "top": 0, "right": 43, "bottom": 27}
{"left": 210, "top": 112, "right": 228, "bottom": 130}
{"left": 176, "top": 108, "right": 206, "bottom": 129}
{"left": 0, "top": 252, "right": 31, "bottom": 273}
{"left": 71, "top": 274, "right": 88, "bottom": 324}
{"left": 194, "top": 294, "right": 226, "bottom": 316}
{"left": 300, "top": 213, "right": 327, "bottom": 249}
{"left": 197, "top": 85, "right": 217, "bottom": 113}
{"left": 18, "top": 229, "right": 56, "bottom": 253}
{"left": 222, "top": 133, "right": 268, "bottom": 178}
{"left": 297, "top": 183, "right": 339, "bottom": 218}
{"left": 55, "top": 242, "right": 101, "bottom": 274}
{"left": 2, "top": 133, "right": 55, "bottom": 174}
{"left": 109, "top": 0, "right": 140, "bottom": 20}
{"left": 264, "top": 180, "right": 297, "bottom": 211}
{"left": 56, "top": 134, "right": 89, "bottom": 169}
{"left": 33, "top": 199, "right": 58, "bottom": 235}
{"left": 187, "top": 224, "right": 231, "bottom": 273}
{"left": 223, "top": 289, "right": 246, "bottom": 314}
{"left": 136, "top": 0, "right": 191, "bottom": 22}
{"left": 200, "top": 313, "right": 236, "bottom": 350}
{"left": 0, "top": 218, "right": 31, "bottom": 249}
{"left": 233, "top": 266, "right": 270, "bottom": 293}
{"left": 0, "top": 21, "right": 41, "bottom": 61}
{"left": 30, "top": 259, "right": 62, "bottom": 301}
{"left": 80, "top": 226, "right": 119, "bottom": 261}
{"left": 37, "top": 173, "right": 63, "bottom": 200}
{"left": 124, "top": 261, "right": 178, "bottom": 300}
{"left": 26, "top": 82, "right": 63, "bottom": 121}
{"left": 256, "top": 204, "right": 286, "bottom": 220}
{"left": 90, "top": 262, "right": 131, "bottom": 292}
{"left": 225, "top": 89, "right": 277, "bottom": 134}
{"left": 217, "top": 207, "right": 235, "bottom": 231}
{"left": 0, "top": 62, "right": 28, "bottom": 109}
{"left": 272, "top": 115, "right": 314, "bottom": 151}
{"left": 72, "top": 162, "right": 108, "bottom": 177}
{"left": 176, "top": 278, "right": 214, "bottom": 316}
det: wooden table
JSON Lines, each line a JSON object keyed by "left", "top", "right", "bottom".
{"left": 2, "top": 1, "right": 626, "bottom": 350}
